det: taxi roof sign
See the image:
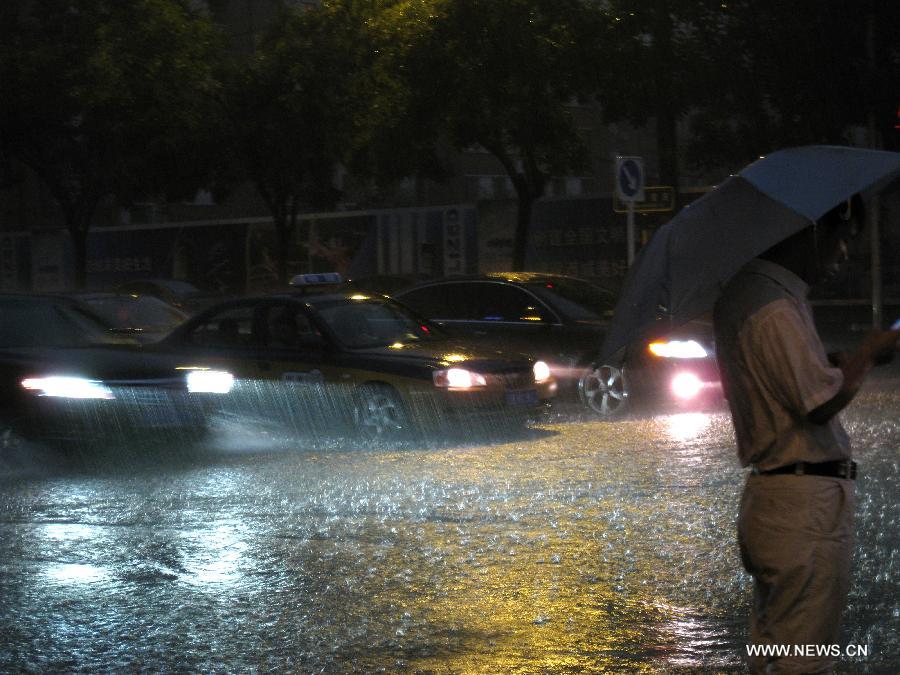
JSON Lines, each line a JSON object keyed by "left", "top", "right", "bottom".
{"left": 290, "top": 272, "right": 343, "bottom": 287}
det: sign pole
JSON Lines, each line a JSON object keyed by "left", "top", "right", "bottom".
{"left": 627, "top": 201, "right": 635, "bottom": 265}
{"left": 866, "top": 13, "right": 882, "bottom": 329}
{"left": 870, "top": 195, "right": 882, "bottom": 329}
{"left": 615, "top": 156, "right": 645, "bottom": 268}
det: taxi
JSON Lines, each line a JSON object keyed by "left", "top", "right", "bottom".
{"left": 154, "top": 274, "right": 557, "bottom": 439}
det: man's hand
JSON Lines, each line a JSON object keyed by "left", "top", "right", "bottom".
{"left": 809, "top": 329, "right": 900, "bottom": 425}
{"left": 860, "top": 329, "right": 900, "bottom": 366}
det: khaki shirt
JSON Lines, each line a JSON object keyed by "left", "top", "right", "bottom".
{"left": 713, "top": 258, "right": 850, "bottom": 470}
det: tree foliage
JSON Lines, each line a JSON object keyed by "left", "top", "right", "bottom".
{"left": 221, "top": 1, "right": 365, "bottom": 284}
{"left": 597, "top": 0, "right": 900, "bottom": 180}
{"left": 685, "top": 0, "right": 900, "bottom": 168}
{"left": 0, "top": 0, "right": 223, "bottom": 287}
{"left": 600, "top": 1, "right": 740, "bottom": 194}
{"left": 366, "top": 0, "right": 613, "bottom": 270}
{"left": 3, "top": 0, "right": 896, "bottom": 288}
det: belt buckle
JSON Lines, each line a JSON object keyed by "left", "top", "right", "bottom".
{"left": 793, "top": 462, "right": 806, "bottom": 476}
{"left": 838, "top": 460, "right": 857, "bottom": 480}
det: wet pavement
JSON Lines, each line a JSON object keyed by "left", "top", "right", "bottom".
{"left": 0, "top": 365, "right": 898, "bottom": 673}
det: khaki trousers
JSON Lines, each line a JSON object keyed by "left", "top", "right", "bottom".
{"left": 738, "top": 473, "right": 854, "bottom": 674}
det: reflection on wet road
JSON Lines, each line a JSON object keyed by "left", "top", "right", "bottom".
{"left": 1, "top": 372, "right": 897, "bottom": 672}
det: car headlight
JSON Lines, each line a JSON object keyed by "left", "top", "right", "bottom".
{"left": 533, "top": 360, "right": 551, "bottom": 383}
{"left": 648, "top": 339, "right": 708, "bottom": 359}
{"left": 185, "top": 370, "right": 234, "bottom": 394}
{"left": 433, "top": 368, "right": 487, "bottom": 389}
{"left": 671, "top": 372, "right": 703, "bottom": 399}
{"left": 21, "top": 376, "right": 114, "bottom": 400}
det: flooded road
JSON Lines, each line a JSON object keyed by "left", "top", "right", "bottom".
{"left": 1, "top": 371, "right": 897, "bottom": 673}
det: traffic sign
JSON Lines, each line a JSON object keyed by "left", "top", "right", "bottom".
{"left": 615, "top": 156, "right": 645, "bottom": 266}
{"left": 615, "top": 156, "right": 645, "bottom": 202}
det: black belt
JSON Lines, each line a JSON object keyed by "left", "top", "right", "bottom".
{"left": 751, "top": 460, "right": 857, "bottom": 480}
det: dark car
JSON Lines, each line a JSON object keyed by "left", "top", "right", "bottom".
{"left": 62, "top": 292, "right": 189, "bottom": 343}
{"left": 113, "top": 279, "right": 220, "bottom": 314}
{"left": 394, "top": 272, "right": 721, "bottom": 417}
{"left": 344, "top": 274, "right": 432, "bottom": 297}
{"left": 0, "top": 294, "right": 233, "bottom": 449}
{"left": 153, "top": 274, "right": 557, "bottom": 440}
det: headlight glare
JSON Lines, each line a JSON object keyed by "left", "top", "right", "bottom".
{"left": 433, "top": 368, "right": 487, "bottom": 389}
{"left": 671, "top": 372, "right": 703, "bottom": 399}
{"left": 533, "top": 360, "right": 551, "bottom": 383}
{"left": 186, "top": 370, "right": 234, "bottom": 394}
{"left": 648, "top": 339, "right": 708, "bottom": 359}
{"left": 21, "top": 376, "right": 114, "bottom": 400}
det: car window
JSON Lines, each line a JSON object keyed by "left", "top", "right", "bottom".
{"left": 470, "top": 283, "right": 554, "bottom": 323}
{"left": 261, "top": 303, "right": 323, "bottom": 350}
{"left": 185, "top": 305, "right": 256, "bottom": 349}
{"left": 61, "top": 303, "right": 124, "bottom": 338}
{"left": 527, "top": 278, "right": 616, "bottom": 320}
{"left": 396, "top": 284, "right": 473, "bottom": 320}
{"left": 0, "top": 297, "right": 115, "bottom": 347}
{"left": 315, "top": 298, "right": 441, "bottom": 349}
{"left": 82, "top": 296, "right": 186, "bottom": 330}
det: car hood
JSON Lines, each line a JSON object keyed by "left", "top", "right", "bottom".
{"left": 351, "top": 340, "right": 533, "bottom": 371}
{"left": 0, "top": 345, "right": 190, "bottom": 383}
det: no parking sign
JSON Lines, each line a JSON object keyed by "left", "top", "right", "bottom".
{"left": 615, "top": 156, "right": 644, "bottom": 265}
{"left": 615, "top": 156, "right": 645, "bottom": 202}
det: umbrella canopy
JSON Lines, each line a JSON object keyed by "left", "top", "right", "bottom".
{"left": 600, "top": 145, "right": 900, "bottom": 362}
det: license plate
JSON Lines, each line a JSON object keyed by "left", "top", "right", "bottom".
{"left": 506, "top": 389, "right": 539, "bottom": 407}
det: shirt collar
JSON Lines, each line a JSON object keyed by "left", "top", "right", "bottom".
{"left": 744, "top": 258, "right": 810, "bottom": 299}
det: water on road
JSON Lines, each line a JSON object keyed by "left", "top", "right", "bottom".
{"left": 1, "top": 373, "right": 897, "bottom": 672}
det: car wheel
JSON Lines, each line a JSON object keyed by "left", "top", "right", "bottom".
{"left": 1, "top": 424, "right": 22, "bottom": 452}
{"left": 0, "top": 417, "right": 37, "bottom": 470}
{"left": 179, "top": 423, "right": 211, "bottom": 447}
{"left": 353, "top": 385, "right": 410, "bottom": 441}
{"left": 578, "top": 364, "right": 629, "bottom": 418}
{"left": 0, "top": 413, "right": 30, "bottom": 450}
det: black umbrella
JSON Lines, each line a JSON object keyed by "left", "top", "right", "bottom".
{"left": 599, "top": 145, "right": 900, "bottom": 361}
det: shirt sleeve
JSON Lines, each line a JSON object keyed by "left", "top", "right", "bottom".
{"left": 741, "top": 300, "right": 844, "bottom": 415}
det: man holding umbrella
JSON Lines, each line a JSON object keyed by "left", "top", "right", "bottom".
{"left": 600, "top": 146, "right": 900, "bottom": 673}
{"left": 713, "top": 195, "right": 900, "bottom": 673}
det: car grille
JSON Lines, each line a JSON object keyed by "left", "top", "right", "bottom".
{"left": 114, "top": 386, "right": 184, "bottom": 406}
{"left": 492, "top": 368, "right": 533, "bottom": 390}
{"left": 107, "top": 377, "right": 186, "bottom": 396}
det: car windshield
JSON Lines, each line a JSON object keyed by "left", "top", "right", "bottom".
{"left": 526, "top": 278, "right": 616, "bottom": 321}
{"left": 0, "top": 297, "right": 118, "bottom": 348}
{"left": 81, "top": 296, "right": 187, "bottom": 331}
{"left": 314, "top": 297, "right": 443, "bottom": 348}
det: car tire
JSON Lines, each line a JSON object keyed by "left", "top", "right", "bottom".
{"left": 1, "top": 421, "right": 24, "bottom": 453}
{"left": 578, "top": 364, "right": 629, "bottom": 418}
{"left": 179, "top": 423, "right": 211, "bottom": 447}
{"left": 353, "top": 384, "right": 411, "bottom": 441}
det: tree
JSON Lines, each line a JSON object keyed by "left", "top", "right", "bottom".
{"left": 680, "top": 0, "right": 900, "bottom": 168}
{"left": 599, "top": 0, "right": 726, "bottom": 201}
{"left": 342, "top": 0, "right": 451, "bottom": 194}
{"left": 368, "top": 0, "right": 613, "bottom": 270}
{"left": 593, "top": 0, "right": 900, "bottom": 187}
{"left": 0, "top": 0, "right": 223, "bottom": 287}
{"left": 221, "top": 2, "right": 364, "bottom": 285}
